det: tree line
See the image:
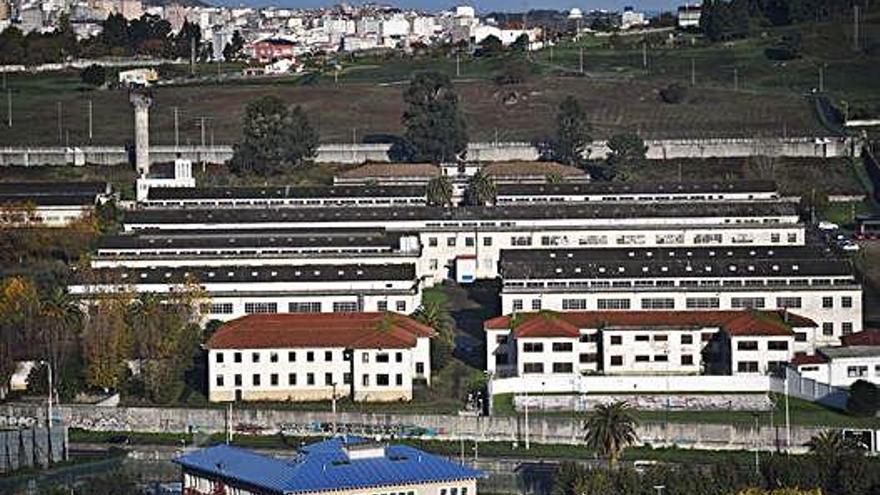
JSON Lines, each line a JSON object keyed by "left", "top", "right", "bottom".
{"left": 0, "top": 274, "right": 208, "bottom": 405}
{"left": 700, "top": 0, "right": 857, "bottom": 42}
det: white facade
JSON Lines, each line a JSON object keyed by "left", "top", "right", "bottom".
{"left": 796, "top": 347, "right": 880, "bottom": 387}
{"left": 602, "top": 327, "right": 707, "bottom": 375}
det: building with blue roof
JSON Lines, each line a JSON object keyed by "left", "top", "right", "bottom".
{"left": 174, "top": 436, "right": 484, "bottom": 495}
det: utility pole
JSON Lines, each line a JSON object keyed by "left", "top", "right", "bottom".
{"left": 524, "top": 390, "right": 530, "bottom": 450}
{"left": 818, "top": 64, "right": 825, "bottom": 92}
{"left": 733, "top": 67, "right": 739, "bottom": 91}
{"left": 641, "top": 40, "right": 647, "bottom": 69}
{"left": 690, "top": 58, "right": 696, "bottom": 86}
{"left": 174, "top": 107, "right": 180, "bottom": 149}
{"left": 87, "top": 99, "right": 93, "bottom": 141}
{"left": 579, "top": 47, "right": 584, "bottom": 74}
{"left": 56, "top": 102, "right": 63, "bottom": 144}
{"left": 853, "top": 5, "right": 860, "bottom": 52}
{"left": 456, "top": 52, "right": 461, "bottom": 77}
{"left": 6, "top": 88, "right": 10, "bottom": 127}
{"left": 190, "top": 37, "right": 196, "bottom": 76}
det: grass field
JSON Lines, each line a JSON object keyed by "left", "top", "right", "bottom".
{"left": 6, "top": 8, "right": 879, "bottom": 147}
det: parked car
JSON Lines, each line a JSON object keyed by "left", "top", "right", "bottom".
{"left": 818, "top": 221, "right": 839, "bottom": 231}
{"left": 838, "top": 241, "right": 861, "bottom": 252}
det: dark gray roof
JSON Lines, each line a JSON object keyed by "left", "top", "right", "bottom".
{"left": 496, "top": 180, "right": 778, "bottom": 197}
{"left": 75, "top": 263, "right": 416, "bottom": 285}
{"left": 147, "top": 185, "right": 426, "bottom": 201}
{"left": 98, "top": 229, "right": 403, "bottom": 250}
{"left": 500, "top": 246, "right": 853, "bottom": 280}
{"left": 124, "top": 202, "right": 798, "bottom": 225}
{"left": 0, "top": 181, "right": 109, "bottom": 196}
{"left": 0, "top": 193, "right": 102, "bottom": 206}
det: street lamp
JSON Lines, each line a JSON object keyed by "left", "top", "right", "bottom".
{"left": 653, "top": 485, "right": 666, "bottom": 495}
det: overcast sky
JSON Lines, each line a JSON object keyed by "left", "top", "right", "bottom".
{"left": 213, "top": 0, "right": 680, "bottom": 14}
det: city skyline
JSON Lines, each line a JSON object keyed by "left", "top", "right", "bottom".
{"left": 210, "top": 0, "right": 680, "bottom": 14}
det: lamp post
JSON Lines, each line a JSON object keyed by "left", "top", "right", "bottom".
{"left": 331, "top": 382, "right": 338, "bottom": 435}
{"left": 40, "top": 360, "right": 54, "bottom": 467}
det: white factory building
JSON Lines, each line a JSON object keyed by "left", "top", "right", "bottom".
{"left": 0, "top": 181, "right": 111, "bottom": 227}
{"left": 498, "top": 246, "right": 862, "bottom": 351}
{"left": 793, "top": 331, "right": 880, "bottom": 388}
{"left": 206, "top": 312, "right": 434, "bottom": 402}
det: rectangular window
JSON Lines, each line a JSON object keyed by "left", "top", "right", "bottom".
{"left": 447, "top": 237, "right": 456, "bottom": 247}
{"left": 795, "top": 332, "right": 807, "bottom": 342}
{"left": 325, "top": 372, "right": 333, "bottom": 386}
{"left": 428, "top": 237, "right": 438, "bottom": 247}
{"left": 244, "top": 302, "right": 277, "bottom": 314}
{"left": 770, "top": 233, "right": 780, "bottom": 243}
{"left": 654, "top": 335, "right": 668, "bottom": 342}
{"left": 847, "top": 366, "right": 868, "bottom": 378}
{"left": 333, "top": 302, "right": 358, "bottom": 312}
{"left": 523, "top": 362, "right": 544, "bottom": 374}
{"left": 553, "top": 362, "right": 573, "bottom": 373}
{"left": 307, "top": 351, "right": 315, "bottom": 362}
{"left": 396, "top": 374, "right": 403, "bottom": 386}
{"left": 377, "top": 353, "right": 390, "bottom": 363}
{"left": 377, "top": 300, "right": 388, "bottom": 312}
{"left": 270, "top": 352, "right": 278, "bottom": 363}
{"left": 731, "top": 298, "right": 765, "bottom": 309}
{"left": 531, "top": 299, "right": 542, "bottom": 311}
{"left": 654, "top": 354, "right": 668, "bottom": 362}
{"left": 288, "top": 351, "right": 296, "bottom": 362}
{"left": 579, "top": 353, "right": 597, "bottom": 363}
{"left": 610, "top": 336, "right": 622, "bottom": 345}
{"left": 234, "top": 352, "right": 242, "bottom": 363}
{"left": 597, "top": 298, "right": 630, "bottom": 310}
{"left": 822, "top": 322, "right": 834, "bottom": 336}
{"left": 635, "top": 355, "right": 650, "bottom": 362}
{"left": 737, "top": 361, "right": 759, "bottom": 373}
{"left": 512, "top": 299, "right": 523, "bottom": 312}
{"left": 562, "top": 299, "right": 587, "bottom": 310}
{"left": 635, "top": 335, "right": 649, "bottom": 342}
{"left": 234, "top": 374, "right": 242, "bottom": 386}
{"left": 396, "top": 301, "right": 406, "bottom": 312}
{"left": 610, "top": 356, "right": 623, "bottom": 366}
{"left": 288, "top": 373, "right": 297, "bottom": 385}
{"left": 523, "top": 343, "right": 544, "bottom": 353}
{"left": 362, "top": 352, "right": 369, "bottom": 363}
{"left": 362, "top": 375, "right": 369, "bottom": 386}
{"left": 775, "top": 297, "right": 802, "bottom": 309}
{"left": 343, "top": 373, "right": 351, "bottom": 385}
{"left": 252, "top": 352, "right": 260, "bottom": 363}
{"left": 552, "top": 342, "right": 573, "bottom": 352}
{"left": 483, "top": 237, "right": 493, "bottom": 247}
{"left": 842, "top": 322, "right": 853, "bottom": 336}
{"left": 737, "top": 341, "right": 758, "bottom": 351}
{"left": 511, "top": 236, "right": 532, "bottom": 246}
{"left": 681, "top": 355, "right": 694, "bottom": 365}
{"left": 396, "top": 352, "right": 403, "bottom": 362}
{"left": 209, "top": 303, "right": 234, "bottom": 314}
{"left": 270, "top": 373, "right": 278, "bottom": 386}
{"left": 465, "top": 237, "right": 475, "bottom": 247}
{"left": 324, "top": 351, "right": 333, "bottom": 361}
{"left": 415, "top": 362, "right": 424, "bottom": 375}
{"left": 215, "top": 352, "right": 224, "bottom": 363}
{"left": 788, "top": 233, "right": 797, "bottom": 243}
{"left": 307, "top": 373, "right": 315, "bottom": 385}
{"left": 216, "top": 375, "right": 224, "bottom": 387}
{"left": 641, "top": 298, "right": 675, "bottom": 310}
{"left": 822, "top": 297, "right": 833, "bottom": 309}
{"left": 768, "top": 341, "right": 789, "bottom": 351}
{"left": 288, "top": 301, "right": 321, "bottom": 313}
{"left": 377, "top": 374, "right": 390, "bottom": 386}
{"left": 681, "top": 335, "right": 693, "bottom": 345}
{"left": 252, "top": 374, "right": 261, "bottom": 386}
{"left": 842, "top": 296, "right": 853, "bottom": 308}
{"left": 428, "top": 260, "right": 438, "bottom": 271}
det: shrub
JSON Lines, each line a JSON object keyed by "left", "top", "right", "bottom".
{"left": 847, "top": 379, "right": 880, "bottom": 417}
{"left": 659, "top": 83, "right": 687, "bottom": 104}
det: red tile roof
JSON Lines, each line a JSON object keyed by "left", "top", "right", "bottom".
{"left": 208, "top": 312, "right": 435, "bottom": 350}
{"left": 485, "top": 310, "right": 814, "bottom": 337}
{"left": 791, "top": 352, "right": 829, "bottom": 366}
{"left": 841, "top": 330, "right": 880, "bottom": 347}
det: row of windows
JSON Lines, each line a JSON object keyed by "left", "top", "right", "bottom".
{"left": 510, "top": 294, "right": 856, "bottom": 313}
{"left": 522, "top": 362, "right": 574, "bottom": 374}
{"left": 428, "top": 236, "right": 493, "bottom": 247}
{"left": 216, "top": 372, "right": 406, "bottom": 388}
{"left": 736, "top": 361, "right": 788, "bottom": 373}
{"left": 522, "top": 342, "right": 574, "bottom": 353}
{"left": 846, "top": 365, "right": 880, "bottom": 378}
{"left": 497, "top": 193, "right": 769, "bottom": 203}
{"left": 736, "top": 340, "right": 789, "bottom": 351}
{"left": 209, "top": 300, "right": 408, "bottom": 315}
{"left": 820, "top": 322, "right": 855, "bottom": 336}
{"left": 427, "top": 231, "right": 798, "bottom": 249}
{"left": 608, "top": 354, "right": 694, "bottom": 366}
{"left": 216, "top": 350, "right": 405, "bottom": 364}
{"left": 504, "top": 277, "right": 853, "bottom": 289}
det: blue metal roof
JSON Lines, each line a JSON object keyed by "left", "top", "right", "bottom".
{"left": 174, "top": 437, "right": 484, "bottom": 495}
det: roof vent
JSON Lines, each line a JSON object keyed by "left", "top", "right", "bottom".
{"left": 792, "top": 264, "right": 799, "bottom": 271}
{"left": 555, "top": 268, "right": 563, "bottom": 274}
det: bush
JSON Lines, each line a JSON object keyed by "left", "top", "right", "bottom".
{"left": 80, "top": 64, "right": 106, "bottom": 87}
{"left": 764, "top": 46, "right": 799, "bottom": 61}
{"left": 847, "top": 380, "right": 880, "bottom": 417}
{"left": 659, "top": 83, "right": 687, "bottom": 104}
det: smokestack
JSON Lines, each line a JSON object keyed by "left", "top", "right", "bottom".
{"left": 130, "top": 91, "right": 152, "bottom": 178}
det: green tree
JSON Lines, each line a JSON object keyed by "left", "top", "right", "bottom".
{"left": 847, "top": 380, "right": 880, "bottom": 417}
{"left": 0, "top": 26, "right": 27, "bottom": 64}
{"left": 37, "top": 288, "right": 82, "bottom": 396}
{"left": 510, "top": 33, "right": 530, "bottom": 51}
{"left": 402, "top": 71, "right": 468, "bottom": 163}
{"left": 426, "top": 176, "right": 454, "bottom": 207}
{"left": 82, "top": 297, "right": 131, "bottom": 391}
{"left": 606, "top": 133, "right": 648, "bottom": 180}
{"left": 413, "top": 300, "right": 454, "bottom": 371}
{"left": 174, "top": 20, "right": 202, "bottom": 60}
{"left": 229, "top": 96, "right": 319, "bottom": 177}
{"left": 101, "top": 13, "right": 130, "bottom": 52}
{"left": 223, "top": 30, "right": 245, "bottom": 61}
{"left": 479, "top": 34, "right": 504, "bottom": 55}
{"left": 464, "top": 169, "right": 497, "bottom": 206}
{"left": 80, "top": 64, "right": 107, "bottom": 87}
{"left": 552, "top": 96, "right": 591, "bottom": 166}
{"left": 0, "top": 277, "right": 41, "bottom": 399}
{"left": 583, "top": 400, "right": 638, "bottom": 468}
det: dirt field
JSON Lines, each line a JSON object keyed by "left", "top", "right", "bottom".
{"left": 0, "top": 73, "right": 824, "bottom": 147}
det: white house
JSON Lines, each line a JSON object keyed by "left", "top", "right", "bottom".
{"left": 793, "top": 331, "right": 880, "bottom": 387}
{"left": 499, "top": 246, "right": 862, "bottom": 352}
{"left": 118, "top": 68, "right": 159, "bottom": 87}
{"left": 677, "top": 4, "right": 702, "bottom": 28}
{"left": 206, "top": 312, "right": 434, "bottom": 402}
{"left": 485, "top": 310, "right": 805, "bottom": 382}
{"left": 0, "top": 181, "right": 111, "bottom": 227}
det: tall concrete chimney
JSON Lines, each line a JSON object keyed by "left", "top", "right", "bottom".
{"left": 130, "top": 91, "right": 152, "bottom": 177}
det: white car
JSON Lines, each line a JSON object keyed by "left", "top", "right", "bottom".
{"left": 840, "top": 241, "right": 861, "bottom": 252}
{"left": 818, "top": 221, "right": 839, "bottom": 231}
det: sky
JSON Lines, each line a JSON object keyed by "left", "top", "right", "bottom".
{"left": 212, "top": 0, "right": 681, "bottom": 14}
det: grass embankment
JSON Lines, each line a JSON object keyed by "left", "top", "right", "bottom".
{"left": 67, "top": 428, "right": 761, "bottom": 465}
{"left": 493, "top": 393, "right": 880, "bottom": 429}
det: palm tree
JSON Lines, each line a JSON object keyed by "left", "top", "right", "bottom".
{"left": 464, "top": 169, "right": 497, "bottom": 206}
{"left": 808, "top": 430, "right": 864, "bottom": 466}
{"left": 412, "top": 300, "right": 453, "bottom": 335}
{"left": 426, "top": 176, "right": 454, "bottom": 207}
{"left": 583, "top": 400, "right": 638, "bottom": 468}
{"left": 39, "top": 287, "right": 83, "bottom": 394}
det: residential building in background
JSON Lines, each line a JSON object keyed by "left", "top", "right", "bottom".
{"left": 206, "top": 312, "right": 434, "bottom": 402}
